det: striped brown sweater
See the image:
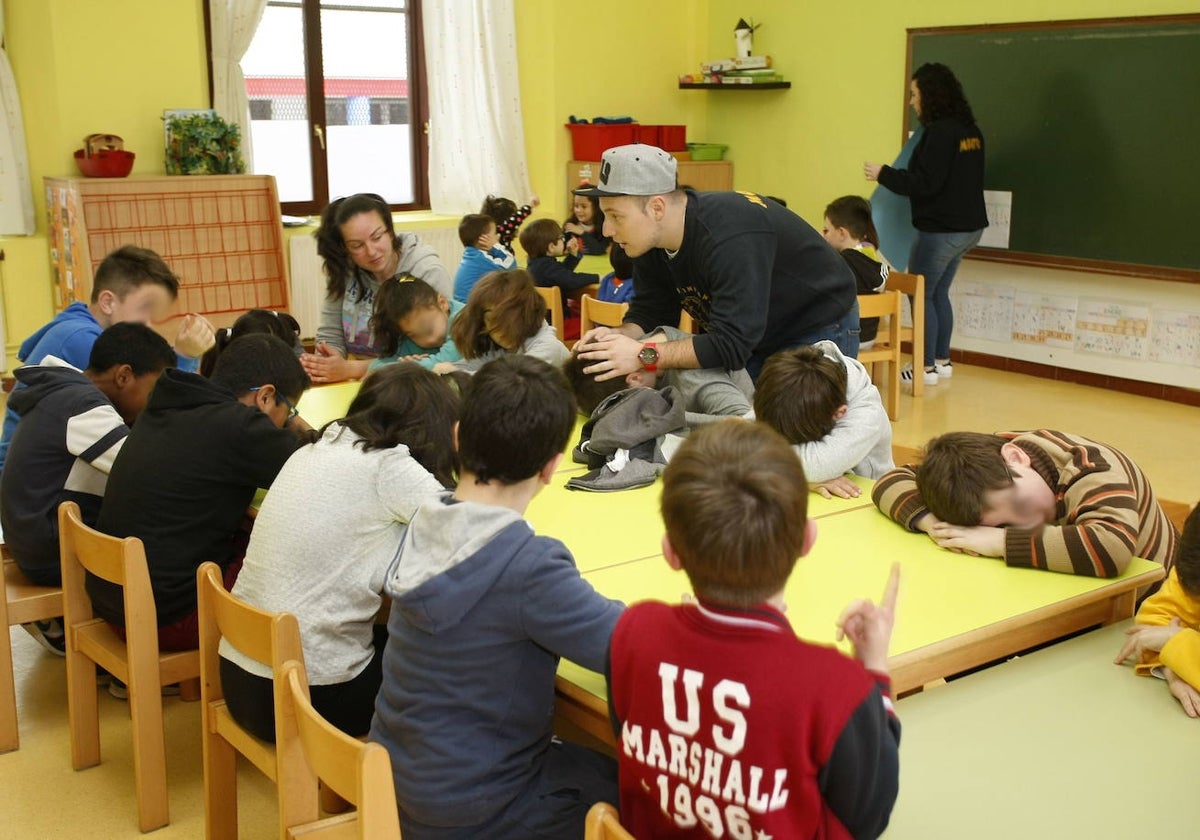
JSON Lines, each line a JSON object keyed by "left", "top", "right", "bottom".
{"left": 872, "top": 430, "right": 1177, "bottom": 577}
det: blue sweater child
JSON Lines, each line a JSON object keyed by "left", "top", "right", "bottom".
{"left": 453, "top": 213, "right": 516, "bottom": 302}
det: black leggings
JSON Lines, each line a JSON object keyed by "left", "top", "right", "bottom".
{"left": 218, "top": 624, "right": 388, "bottom": 741}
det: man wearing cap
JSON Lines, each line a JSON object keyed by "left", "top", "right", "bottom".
{"left": 576, "top": 144, "right": 859, "bottom": 381}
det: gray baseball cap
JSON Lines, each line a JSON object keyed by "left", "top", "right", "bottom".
{"left": 574, "top": 144, "right": 678, "bottom": 197}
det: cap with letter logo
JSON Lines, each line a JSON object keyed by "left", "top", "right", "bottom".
{"left": 574, "top": 144, "right": 678, "bottom": 197}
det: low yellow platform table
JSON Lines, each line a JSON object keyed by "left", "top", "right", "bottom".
{"left": 554, "top": 504, "right": 1163, "bottom": 744}
{"left": 296, "top": 380, "right": 360, "bottom": 427}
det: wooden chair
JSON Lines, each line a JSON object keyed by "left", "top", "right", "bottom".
{"left": 678, "top": 310, "right": 695, "bottom": 333}
{"left": 1, "top": 551, "right": 64, "bottom": 752}
{"left": 857, "top": 290, "right": 904, "bottom": 421}
{"left": 278, "top": 660, "right": 401, "bottom": 840}
{"left": 535, "top": 285, "right": 565, "bottom": 343}
{"left": 580, "top": 294, "right": 629, "bottom": 333}
{"left": 585, "top": 802, "right": 636, "bottom": 840}
{"left": 198, "top": 562, "right": 319, "bottom": 840}
{"left": 58, "top": 500, "right": 201, "bottom": 832}
{"left": 884, "top": 271, "right": 926, "bottom": 397}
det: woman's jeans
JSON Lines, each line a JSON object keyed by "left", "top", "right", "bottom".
{"left": 908, "top": 229, "right": 984, "bottom": 368}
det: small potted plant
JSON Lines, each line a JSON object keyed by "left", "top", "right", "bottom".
{"left": 163, "top": 110, "right": 247, "bottom": 175}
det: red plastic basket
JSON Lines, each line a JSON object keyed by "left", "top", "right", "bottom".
{"left": 566, "top": 123, "right": 637, "bottom": 160}
{"left": 659, "top": 125, "right": 687, "bottom": 151}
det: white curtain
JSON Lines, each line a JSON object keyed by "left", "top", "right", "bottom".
{"left": 209, "top": 0, "right": 268, "bottom": 165}
{"left": 423, "top": 0, "right": 532, "bottom": 214}
{"left": 0, "top": 0, "right": 34, "bottom": 235}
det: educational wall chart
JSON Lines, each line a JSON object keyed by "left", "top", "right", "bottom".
{"left": 1149, "top": 308, "right": 1200, "bottom": 368}
{"left": 979, "top": 190, "right": 1012, "bottom": 249}
{"left": 952, "top": 281, "right": 1014, "bottom": 342}
{"left": 1011, "top": 292, "right": 1077, "bottom": 348}
{"left": 1075, "top": 299, "right": 1150, "bottom": 360}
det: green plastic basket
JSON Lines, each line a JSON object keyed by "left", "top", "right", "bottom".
{"left": 687, "top": 142, "right": 728, "bottom": 161}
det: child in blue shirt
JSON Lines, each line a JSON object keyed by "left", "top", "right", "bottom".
{"left": 370, "top": 276, "right": 465, "bottom": 370}
{"left": 597, "top": 243, "right": 636, "bottom": 304}
{"left": 452, "top": 213, "right": 516, "bottom": 302}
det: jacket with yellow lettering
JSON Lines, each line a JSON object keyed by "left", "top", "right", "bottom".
{"left": 872, "top": 430, "right": 1178, "bottom": 578}
{"left": 877, "top": 116, "right": 988, "bottom": 233}
{"left": 1132, "top": 566, "right": 1200, "bottom": 688}
{"left": 608, "top": 600, "right": 900, "bottom": 840}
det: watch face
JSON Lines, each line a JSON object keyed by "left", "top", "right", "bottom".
{"left": 639, "top": 346, "right": 659, "bottom": 364}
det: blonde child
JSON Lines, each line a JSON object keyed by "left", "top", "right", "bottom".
{"left": 822, "top": 195, "right": 888, "bottom": 350}
{"left": 370, "top": 276, "right": 464, "bottom": 370}
{"left": 439, "top": 269, "right": 570, "bottom": 372}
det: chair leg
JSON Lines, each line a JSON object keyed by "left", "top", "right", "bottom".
{"left": 66, "top": 645, "right": 101, "bottom": 769}
{"left": 128, "top": 661, "right": 171, "bottom": 831}
{"left": 179, "top": 677, "right": 201, "bottom": 702}
{"left": 1, "top": 628, "right": 18, "bottom": 753}
{"left": 202, "top": 723, "right": 239, "bottom": 840}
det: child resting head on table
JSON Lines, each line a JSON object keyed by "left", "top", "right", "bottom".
{"left": 369, "top": 275, "right": 465, "bottom": 371}
{"left": 754, "top": 342, "right": 894, "bottom": 500}
{"left": 1116, "top": 501, "right": 1200, "bottom": 717}
{"left": 873, "top": 429, "right": 1178, "bottom": 580}
{"left": 608, "top": 419, "right": 901, "bottom": 840}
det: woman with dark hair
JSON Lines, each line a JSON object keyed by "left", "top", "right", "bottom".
{"left": 305, "top": 193, "right": 452, "bottom": 383}
{"left": 219, "top": 362, "right": 462, "bottom": 740}
{"left": 865, "top": 62, "right": 987, "bottom": 387}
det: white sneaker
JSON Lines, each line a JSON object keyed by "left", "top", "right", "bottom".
{"left": 901, "top": 365, "right": 938, "bottom": 386}
{"left": 934, "top": 361, "right": 954, "bottom": 378}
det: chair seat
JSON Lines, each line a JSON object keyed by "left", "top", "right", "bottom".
{"left": 4, "top": 560, "right": 63, "bottom": 626}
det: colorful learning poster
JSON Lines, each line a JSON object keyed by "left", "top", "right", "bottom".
{"left": 1012, "top": 291, "right": 1077, "bottom": 348}
{"left": 1075, "top": 299, "right": 1150, "bottom": 360}
{"left": 1149, "top": 308, "right": 1200, "bottom": 368}
{"left": 953, "top": 281, "right": 1014, "bottom": 342}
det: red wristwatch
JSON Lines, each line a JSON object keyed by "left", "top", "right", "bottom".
{"left": 638, "top": 342, "right": 659, "bottom": 372}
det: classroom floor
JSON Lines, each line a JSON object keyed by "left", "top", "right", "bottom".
{"left": 3, "top": 362, "right": 1197, "bottom": 839}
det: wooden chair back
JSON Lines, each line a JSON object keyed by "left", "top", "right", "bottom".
{"left": 884, "top": 271, "right": 926, "bottom": 397}
{"left": 535, "top": 285, "right": 565, "bottom": 343}
{"left": 279, "top": 660, "right": 401, "bottom": 840}
{"left": 58, "top": 500, "right": 201, "bottom": 832}
{"left": 197, "top": 561, "right": 318, "bottom": 839}
{"left": 585, "top": 802, "right": 636, "bottom": 839}
{"left": 1, "top": 552, "right": 63, "bottom": 752}
{"left": 856, "top": 290, "right": 904, "bottom": 421}
{"left": 580, "top": 294, "right": 629, "bottom": 333}
{"left": 678, "top": 310, "right": 696, "bottom": 333}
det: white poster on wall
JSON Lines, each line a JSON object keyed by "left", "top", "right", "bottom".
{"left": 979, "top": 190, "right": 1012, "bottom": 249}
{"left": 1075, "top": 299, "right": 1150, "bottom": 360}
{"left": 953, "top": 281, "right": 1014, "bottom": 343}
{"left": 1149, "top": 308, "right": 1200, "bottom": 368}
{"left": 1012, "top": 291, "right": 1078, "bottom": 348}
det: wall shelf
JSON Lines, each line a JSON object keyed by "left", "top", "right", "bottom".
{"left": 678, "top": 82, "right": 791, "bottom": 90}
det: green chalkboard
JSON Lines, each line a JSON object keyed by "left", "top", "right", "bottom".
{"left": 909, "top": 16, "right": 1200, "bottom": 280}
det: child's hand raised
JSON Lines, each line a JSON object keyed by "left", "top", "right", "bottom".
{"left": 175, "top": 313, "right": 217, "bottom": 358}
{"left": 836, "top": 563, "right": 900, "bottom": 675}
{"left": 566, "top": 237, "right": 581, "bottom": 256}
{"left": 529, "top": 194, "right": 541, "bottom": 208}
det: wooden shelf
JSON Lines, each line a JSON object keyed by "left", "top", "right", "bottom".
{"left": 678, "top": 82, "right": 791, "bottom": 90}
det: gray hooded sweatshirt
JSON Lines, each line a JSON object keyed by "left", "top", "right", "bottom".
{"left": 369, "top": 494, "right": 623, "bottom": 827}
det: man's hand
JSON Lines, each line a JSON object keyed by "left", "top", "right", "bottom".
{"left": 810, "top": 476, "right": 861, "bottom": 499}
{"left": 927, "top": 522, "right": 1006, "bottom": 557}
{"left": 1114, "top": 618, "right": 1183, "bottom": 665}
{"left": 1164, "top": 667, "right": 1200, "bottom": 718}
{"left": 174, "top": 313, "right": 217, "bottom": 358}
{"left": 836, "top": 563, "right": 901, "bottom": 674}
{"left": 864, "top": 162, "right": 883, "bottom": 181}
{"left": 576, "top": 332, "right": 644, "bottom": 382}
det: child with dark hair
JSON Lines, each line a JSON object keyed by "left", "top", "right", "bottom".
{"left": 609, "top": 420, "right": 900, "bottom": 840}
{"left": 441, "top": 269, "right": 569, "bottom": 371}
{"left": 754, "top": 342, "right": 893, "bottom": 498}
{"left": 1116, "top": 502, "right": 1200, "bottom": 717}
{"left": 597, "top": 243, "right": 635, "bottom": 304}
{"left": 480, "top": 193, "right": 540, "bottom": 250}
{"left": 0, "top": 323, "right": 175, "bottom": 651}
{"left": 0, "top": 244, "right": 215, "bottom": 472}
{"left": 520, "top": 219, "right": 600, "bottom": 310}
{"left": 221, "top": 362, "right": 461, "bottom": 740}
{"left": 452, "top": 213, "right": 516, "bottom": 302}
{"left": 822, "top": 195, "right": 888, "bottom": 348}
{"left": 563, "top": 193, "right": 609, "bottom": 255}
{"left": 873, "top": 430, "right": 1178, "bottom": 579}
{"left": 369, "top": 276, "right": 464, "bottom": 370}
{"left": 199, "top": 308, "right": 303, "bottom": 377}
{"left": 371, "top": 355, "right": 624, "bottom": 839}
{"left": 91, "top": 335, "right": 314, "bottom": 660}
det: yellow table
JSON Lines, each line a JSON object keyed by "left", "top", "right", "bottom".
{"left": 576, "top": 254, "right": 610, "bottom": 278}
{"left": 888, "top": 620, "right": 1194, "bottom": 839}
{"left": 554, "top": 503, "right": 1164, "bottom": 745}
{"left": 296, "top": 380, "right": 360, "bottom": 428}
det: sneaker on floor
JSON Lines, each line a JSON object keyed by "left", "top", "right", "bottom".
{"left": 901, "top": 365, "right": 938, "bottom": 386}
{"left": 21, "top": 619, "right": 67, "bottom": 656}
{"left": 934, "top": 361, "right": 954, "bottom": 377}
{"left": 107, "top": 679, "right": 182, "bottom": 701}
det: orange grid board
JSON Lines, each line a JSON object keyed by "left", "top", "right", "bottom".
{"left": 44, "top": 175, "right": 289, "bottom": 324}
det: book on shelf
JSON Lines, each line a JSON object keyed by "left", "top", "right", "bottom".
{"left": 680, "top": 73, "right": 785, "bottom": 85}
{"left": 700, "top": 55, "right": 772, "bottom": 73}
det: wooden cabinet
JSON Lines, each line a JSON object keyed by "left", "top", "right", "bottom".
{"left": 566, "top": 158, "right": 733, "bottom": 203}
{"left": 44, "top": 174, "right": 289, "bottom": 338}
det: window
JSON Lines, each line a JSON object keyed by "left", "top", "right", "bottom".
{"left": 237, "top": 0, "right": 428, "bottom": 214}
